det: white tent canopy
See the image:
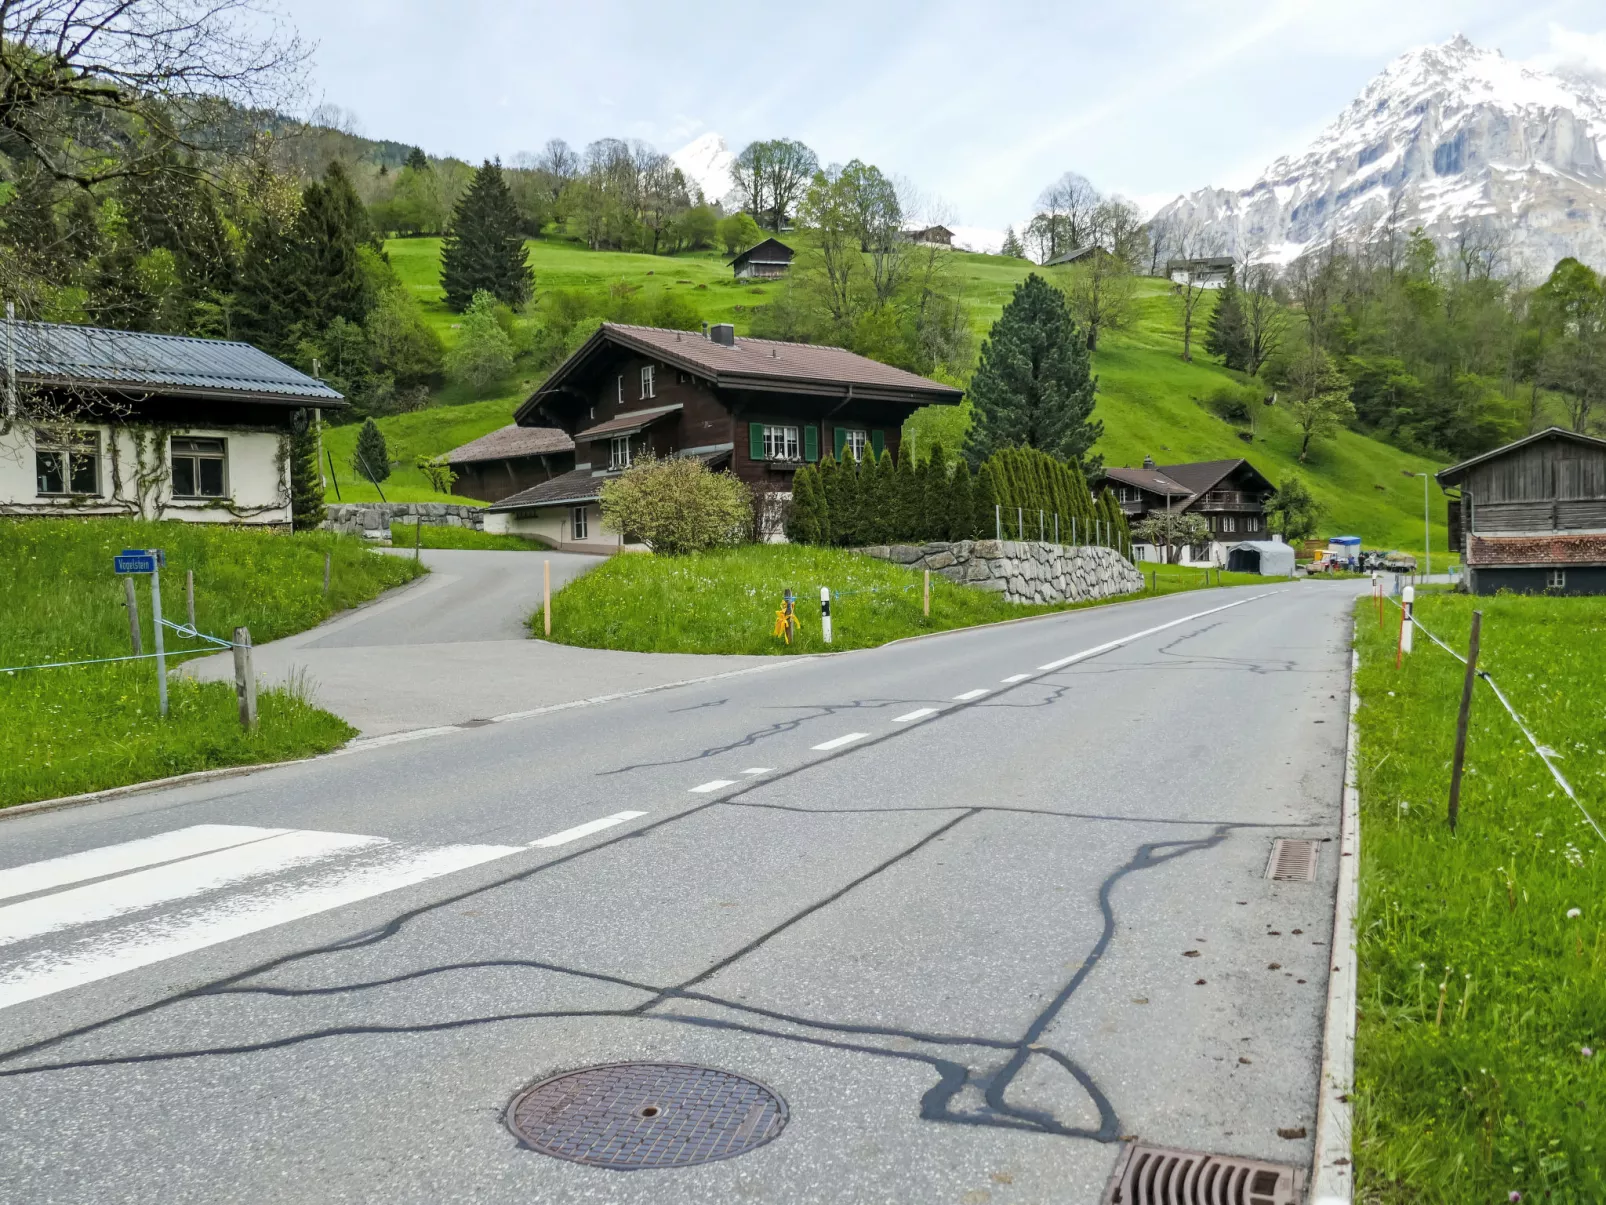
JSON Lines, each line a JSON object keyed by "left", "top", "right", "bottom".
{"left": 1226, "top": 540, "right": 1296, "bottom": 577}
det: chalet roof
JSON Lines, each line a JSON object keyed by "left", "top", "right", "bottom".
{"left": 5, "top": 318, "right": 342, "bottom": 404}
{"left": 1153, "top": 459, "right": 1263, "bottom": 496}
{"left": 1044, "top": 245, "right": 1100, "bottom": 267}
{"left": 728, "top": 237, "right": 794, "bottom": 267}
{"left": 446, "top": 423, "right": 574, "bottom": 465}
{"left": 573, "top": 404, "right": 682, "bottom": 442}
{"left": 1166, "top": 256, "right": 1235, "bottom": 272}
{"left": 486, "top": 468, "right": 604, "bottom": 513}
{"left": 1101, "top": 466, "right": 1194, "bottom": 497}
{"left": 517, "top": 323, "right": 962, "bottom": 422}
{"left": 1436, "top": 426, "right": 1606, "bottom": 488}
{"left": 1469, "top": 533, "right": 1606, "bottom": 567}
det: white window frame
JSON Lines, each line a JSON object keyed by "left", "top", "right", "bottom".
{"left": 1220, "top": 515, "right": 1236, "bottom": 533}
{"left": 571, "top": 506, "right": 589, "bottom": 541}
{"left": 1247, "top": 515, "right": 1261, "bottom": 532}
{"left": 1547, "top": 569, "right": 1566, "bottom": 590}
{"left": 169, "top": 435, "right": 228, "bottom": 500}
{"left": 844, "top": 429, "right": 867, "bottom": 463}
{"left": 764, "top": 424, "right": 800, "bottom": 462}
{"left": 34, "top": 427, "right": 100, "bottom": 496}
{"left": 616, "top": 375, "right": 624, "bottom": 404}
{"left": 610, "top": 435, "right": 632, "bottom": 470}
{"left": 641, "top": 364, "right": 655, "bottom": 400}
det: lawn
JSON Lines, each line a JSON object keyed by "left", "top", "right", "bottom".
{"left": 1351, "top": 592, "right": 1605, "bottom": 1203}
{"left": 387, "top": 521, "right": 550, "bottom": 551}
{"left": 535, "top": 544, "right": 1282, "bottom": 655}
{"left": 0, "top": 519, "right": 425, "bottom": 807}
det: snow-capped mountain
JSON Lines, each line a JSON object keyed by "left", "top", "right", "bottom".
{"left": 671, "top": 132, "right": 736, "bottom": 205}
{"left": 1152, "top": 35, "right": 1606, "bottom": 276}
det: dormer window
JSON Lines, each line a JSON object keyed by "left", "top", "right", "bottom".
{"left": 616, "top": 375, "right": 623, "bottom": 404}
{"left": 641, "top": 365, "right": 655, "bottom": 400}
{"left": 610, "top": 435, "right": 632, "bottom": 470}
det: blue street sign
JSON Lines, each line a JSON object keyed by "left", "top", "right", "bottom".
{"left": 114, "top": 554, "right": 157, "bottom": 574}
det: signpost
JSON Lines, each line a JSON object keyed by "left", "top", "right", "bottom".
{"left": 115, "top": 549, "right": 168, "bottom": 718}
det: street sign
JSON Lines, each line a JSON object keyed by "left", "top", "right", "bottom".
{"left": 114, "top": 548, "right": 166, "bottom": 574}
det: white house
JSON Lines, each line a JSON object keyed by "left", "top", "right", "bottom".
{"left": 0, "top": 320, "right": 342, "bottom": 527}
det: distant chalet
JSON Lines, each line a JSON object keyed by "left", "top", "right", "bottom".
{"left": 483, "top": 322, "right": 960, "bottom": 552}
{"left": 728, "top": 237, "right": 794, "bottom": 280}
{"left": 1093, "top": 456, "right": 1275, "bottom": 563}
{"left": 1166, "top": 256, "right": 1235, "bottom": 288}
{"left": 904, "top": 225, "right": 954, "bottom": 247}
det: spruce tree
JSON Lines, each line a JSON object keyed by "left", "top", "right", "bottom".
{"left": 289, "top": 422, "right": 325, "bottom": 530}
{"left": 1204, "top": 266, "right": 1250, "bottom": 371}
{"left": 440, "top": 160, "right": 533, "bottom": 311}
{"left": 1000, "top": 226, "right": 1025, "bottom": 259}
{"left": 405, "top": 147, "right": 429, "bottom": 173}
{"left": 785, "top": 466, "right": 821, "bottom": 544}
{"left": 888, "top": 447, "right": 915, "bottom": 542}
{"left": 236, "top": 213, "right": 298, "bottom": 354}
{"left": 857, "top": 449, "right": 884, "bottom": 544}
{"left": 288, "top": 162, "right": 369, "bottom": 335}
{"left": 964, "top": 274, "right": 1102, "bottom": 471}
{"left": 974, "top": 461, "right": 1001, "bottom": 541}
{"left": 948, "top": 459, "right": 974, "bottom": 540}
{"left": 924, "top": 442, "right": 950, "bottom": 543}
{"left": 352, "top": 417, "right": 391, "bottom": 484}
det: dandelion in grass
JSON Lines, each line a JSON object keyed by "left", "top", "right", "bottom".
{"left": 1567, "top": 908, "right": 1582, "bottom": 919}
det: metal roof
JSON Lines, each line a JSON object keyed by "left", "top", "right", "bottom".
{"left": 1436, "top": 427, "right": 1606, "bottom": 488}
{"left": 5, "top": 319, "right": 343, "bottom": 403}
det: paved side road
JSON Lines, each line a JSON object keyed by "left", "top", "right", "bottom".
{"left": 1, "top": 581, "right": 1364, "bottom": 1204}
{"left": 184, "top": 548, "right": 769, "bottom": 736}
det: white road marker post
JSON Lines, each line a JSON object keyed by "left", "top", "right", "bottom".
{"left": 1397, "top": 584, "right": 1415, "bottom": 667}
{"left": 820, "top": 586, "right": 833, "bottom": 644}
{"left": 149, "top": 557, "right": 168, "bottom": 719}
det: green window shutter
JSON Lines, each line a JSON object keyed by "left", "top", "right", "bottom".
{"left": 803, "top": 424, "right": 819, "bottom": 462}
{"left": 871, "top": 430, "right": 885, "bottom": 458}
{"left": 833, "top": 426, "right": 847, "bottom": 458}
{"left": 749, "top": 421, "right": 765, "bottom": 461}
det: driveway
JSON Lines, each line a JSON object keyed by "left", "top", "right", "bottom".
{"left": 184, "top": 549, "right": 769, "bottom": 737}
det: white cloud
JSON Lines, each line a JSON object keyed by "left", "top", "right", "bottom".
{"left": 1527, "top": 23, "right": 1606, "bottom": 84}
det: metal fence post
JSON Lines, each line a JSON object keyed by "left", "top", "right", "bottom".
{"left": 995, "top": 505, "right": 1001, "bottom": 541}
{"left": 1038, "top": 509, "right": 1044, "bottom": 542}
{"left": 1054, "top": 513, "right": 1060, "bottom": 545}
{"left": 323, "top": 551, "right": 332, "bottom": 596}
{"left": 1017, "top": 506, "right": 1023, "bottom": 540}
{"left": 1447, "top": 611, "right": 1482, "bottom": 832}
{"left": 149, "top": 563, "right": 168, "bottom": 718}
{"left": 232, "top": 626, "right": 257, "bottom": 729}
{"left": 123, "top": 577, "right": 142, "bottom": 655}
{"left": 414, "top": 514, "right": 422, "bottom": 560}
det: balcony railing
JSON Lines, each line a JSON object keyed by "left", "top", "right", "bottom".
{"left": 1197, "top": 490, "right": 1267, "bottom": 510}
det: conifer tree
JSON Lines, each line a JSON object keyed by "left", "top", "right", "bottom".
{"left": 964, "top": 274, "right": 1102, "bottom": 471}
{"left": 886, "top": 446, "right": 914, "bottom": 541}
{"left": 1000, "top": 226, "right": 1025, "bottom": 259}
{"left": 1204, "top": 265, "right": 1250, "bottom": 371}
{"left": 857, "top": 449, "right": 884, "bottom": 544}
{"left": 877, "top": 449, "right": 897, "bottom": 540}
{"left": 405, "top": 147, "right": 429, "bottom": 173}
{"left": 352, "top": 417, "right": 391, "bottom": 484}
{"left": 948, "top": 459, "right": 974, "bottom": 540}
{"left": 924, "top": 442, "right": 950, "bottom": 543}
{"left": 289, "top": 421, "right": 325, "bottom": 530}
{"left": 974, "top": 461, "right": 1000, "bottom": 541}
{"left": 816, "top": 452, "right": 841, "bottom": 544}
{"left": 831, "top": 451, "right": 861, "bottom": 545}
{"left": 785, "top": 465, "right": 824, "bottom": 544}
{"left": 440, "top": 160, "right": 534, "bottom": 311}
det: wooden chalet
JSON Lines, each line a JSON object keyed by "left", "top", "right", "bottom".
{"left": 1437, "top": 426, "right": 1606, "bottom": 594}
{"left": 729, "top": 238, "right": 795, "bottom": 280}
{"left": 905, "top": 225, "right": 954, "bottom": 247}
{"left": 446, "top": 424, "right": 575, "bottom": 503}
{"left": 1043, "top": 245, "right": 1111, "bottom": 268}
{"left": 1094, "top": 456, "right": 1276, "bottom": 563}
{"left": 484, "top": 322, "right": 961, "bottom": 551}
{"left": 1166, "top": 256, "right": 1235, "bottom": 288}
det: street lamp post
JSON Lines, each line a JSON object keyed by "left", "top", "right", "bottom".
{"left": 1407, "top": 470, "right": 1431, "bottom": 580}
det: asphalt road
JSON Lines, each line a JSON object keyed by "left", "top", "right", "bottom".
{"left": 0, "top": 581, "right": 1362, "bottom": 1204}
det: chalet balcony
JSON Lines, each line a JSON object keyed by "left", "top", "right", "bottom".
{"left": 1196, "top": 490, "right": 1268, "bottom": 511}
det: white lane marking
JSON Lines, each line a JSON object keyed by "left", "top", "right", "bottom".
{"left": 740, "top": 767, "right": 773, "bottom": 775}
{"left": 1037, "top": 591, "right": 1283, "bottom": 672}
{"left": 689, "top": 779, "right": 737, "bottom": 794}
{"left": 952, "top": 689, "right": 989, "bottom": 701}
{"left": 0, "top": 840, "right": 522, "bottom": 1011}
{"left": 528, "top": 811, "right": 648, "bottom": 848}
{"left": 0, "top": 825, "right": 290, "bottom": 903}
{"left": 1001, "top": 674, "right": 1031, "bottom": 684}
{"left": 812, "top": 732, "right": 868, "bottom": 750}
{"left": 892, "top": 709, "right": 938, "bottom": 722}
{"left": 339, "top": 726, "right": 463, "bottom": 753}
{"left": 0, "top": 830, "right": 385, "bottom": 948}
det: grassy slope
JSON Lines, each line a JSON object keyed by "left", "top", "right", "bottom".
{"left": 1, "top": 519, "right": 424, "bottom": 806}
{"left": 362, "top": 238, "right": 1449, "bottom": 551}
{"left": 537, "top": 544, "right": 1280, "bottom": 655}
{"left": 1352, "top": 592, "right": 1605, "bottom": 1203}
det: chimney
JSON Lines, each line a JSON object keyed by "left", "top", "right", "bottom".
{"left": 1142, "top": 454, "right": 1156, "bottom": 469}
{"left": 709, "top": 323, "right": 736, "bottom": 347}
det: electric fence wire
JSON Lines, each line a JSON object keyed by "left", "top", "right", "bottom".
{"left": 1, "top": 621, "right": 242, "bottom": 675}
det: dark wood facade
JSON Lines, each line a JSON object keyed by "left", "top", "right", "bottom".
{"left": 1097, "top": 458, "right": 1274, "bottom": 542}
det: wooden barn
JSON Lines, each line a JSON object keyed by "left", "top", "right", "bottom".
{"left": 728, "top": 238, "right": 794, "bottom": 280}
{"left": 1437, "top": 427, "right": 1606, "bottom": 595}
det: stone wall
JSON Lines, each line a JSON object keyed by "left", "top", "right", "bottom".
{"left": 324, "top": 502, "right": 486, "bottom": 539}
{"left": 858, "top": 540, "right": 1144, "bottom": 605}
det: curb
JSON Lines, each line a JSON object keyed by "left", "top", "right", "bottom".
{"left": 0, "top": 759, "right": 321, "bottom": 822}
{"left": 1310, "top": 644, "right": 1361, "bottom": 1203}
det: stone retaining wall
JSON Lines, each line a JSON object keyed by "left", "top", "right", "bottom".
{"left": 858, "top": 540, "right": 1144, "bottom": 605}
{"left": 323, "top": 502, "right": 486, "bottom": 539}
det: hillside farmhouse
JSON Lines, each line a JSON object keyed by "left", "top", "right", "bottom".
{"left": 486, "top": 322, "right": 961, "bottom": 551}
{"left": 1094, "top": 456, "right": 1276, "bottom": 564}
{"left": 447, "top": 424, "right": 575, "bottom": 503}
{"left": 729, "top": 238, "right": 795, "bottom": 280}
{"left": 1044, "top": 245, "right": 1113, "bottom": 268}
{"left": 905, "top": 225, "right": 954, "bottom": 247}
{"left": 1438, "top": 427, "right": 1606, "bottom": 595}
{"left": 1167, "top": 256, "right": 1235, "bottom": 288}
{"left": 0, "top": 320, "right": 341, "bottom": 527}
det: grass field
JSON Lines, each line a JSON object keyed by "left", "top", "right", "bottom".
{"left": 360, "top": 237, "right": 1452, "bottom": 551}
{"left": 536, "top": 544, "right": 1282, "bottom": 655}
{"left": 0, "top": 519, "right": 424, "bottom": 806}
{"left": 387, "top": 521, "right": 549, "bottom": 551}
{"left": 1352, "top": 592, "right": 1605, "bottom": 1203}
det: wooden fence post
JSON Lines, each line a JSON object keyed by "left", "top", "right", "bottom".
{"left": 124, "top": 577, "right": 142, "bottom": 655}
{"left": 232, "top": 626, "right": 257, "bottom": 729}
{"left": 543, "top": 559, "right": 552, "bottom": 637}
{"left": 185, "top": 569, "right": 195, "bottom": 629}
{"left": 1447, "top": 610, "right": 1482, "bottom": 833}
{"left": 414, "top": 514, "right": 422, "bottom": 560}
{"left": 923, "top": 569, "right": 930, "bottom": 617}
{"left": 323, "top": 551, "right": 332, "bottom": 596}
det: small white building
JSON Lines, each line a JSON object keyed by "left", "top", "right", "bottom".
{"left": 0, "top": 320, "right": 341, "bottom": 527}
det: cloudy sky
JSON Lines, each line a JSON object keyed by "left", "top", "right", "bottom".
{"left": 279, "top": 0, "right": 1606, "bottom": 230}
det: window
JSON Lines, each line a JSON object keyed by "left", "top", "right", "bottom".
{"left": 1547, "top": 569, "right": 1566, "bottom": 590}
{"left": 764, "top": 424, "right": 799, "bottom": 461}
{"left": 572, "top": 506, "right": 589, "bottom": 541}
{"left": 35, "top": 428, "right": 100, "bottom": 496}
{"left": 845, "top": 429, "right": 867, "bottom": 463}
{"left": 170, "top": 437, "right": 227, "bottom": 498}
{"left": 1220, "top": 515, "right": 1236, "bottom": 533}
{"left": 610, "top": 435, "right": 632, "bottom": 470}
{"left": 1247, "top": 515, "right": 1261, "bottom": 533}
{"left": 616, "top": 376, "right": 624, "bottom": 404}
{"left": 641, "top": 365, "right": 655, "bottom": 399}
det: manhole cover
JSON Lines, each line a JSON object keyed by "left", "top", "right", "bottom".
{"left": 506, "top": 1062, "right": 788, "bottom": 1170}
{"left": 1102, "top": 1141, "right": 1306, "bottom": 1204}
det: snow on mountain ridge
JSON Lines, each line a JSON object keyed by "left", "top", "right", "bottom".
{"left": 670, "top": 132, "right": 736, "bottom": 205}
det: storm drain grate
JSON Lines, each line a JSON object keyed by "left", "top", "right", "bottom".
{"left": 506, "top": 1062, "right": 787, "bottom": 1170}
{"left": 1265, "top": 838, "right": 1320, "bottom": 882}
{"left": 1102, "top": 1142, "right": 1307, "bottom": 1205}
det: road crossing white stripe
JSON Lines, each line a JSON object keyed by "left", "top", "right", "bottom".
{"left": 1037, "top": 592, "right": 1282, "bottom": 673}
{"left": 812, "top": 733, "right": 868, "bottom": 750}
{"left": 0, "top": 825, "right": 290, "bottom": 903}
{"left": 740, "top": 767, "right": 773, "bottom": 775}
{"left": 892, "top": 709, "right": 937, "bottom": 722}
{"left": 528, "top": 811, "right": 648, "bottom": 848}
{"left": 952, "top": 689, "right": 989, "bottom": 701}
{"left": 0, "top": 840, "right": 523, "bottom": 1011}
{"left": 688, "top": 780, "right": 737, "bottom": 794}
{"left": 0, "top": 830, "right": 385, "bottom": 948}
{"left": 1001, "top": 674, "right": 1031, "bottom": 684}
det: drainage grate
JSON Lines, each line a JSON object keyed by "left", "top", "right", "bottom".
{"left": 506, "top": 1062, "right": 787, "bottom": 1170}
{"left": 1102, "top": 1142, "right": 1306, "bottom": 1205}
{"left": 1265, "top": 838, "right": 1319, "bottom": 882}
